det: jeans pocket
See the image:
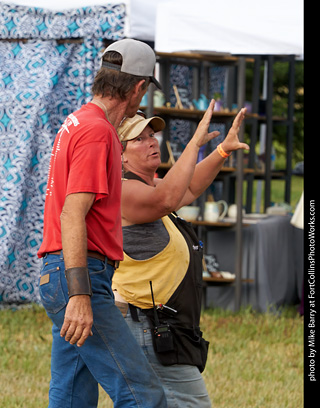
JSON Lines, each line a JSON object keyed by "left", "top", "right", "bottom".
{"left": 39, "top": 267, "right": 67, "bottom": 314}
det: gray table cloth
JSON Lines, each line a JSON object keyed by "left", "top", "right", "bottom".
{"left": 204, "top": 215, "right": 303, "bottom": 312}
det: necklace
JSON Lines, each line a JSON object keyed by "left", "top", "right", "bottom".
{"left": 119, "top": 116, "right": 127, "bottom": 127}
{"left": 92, "top": 99, "right": 109, "bottom": 121}
{"left": 121, "top": 153, "right": 125, "bottom": 181}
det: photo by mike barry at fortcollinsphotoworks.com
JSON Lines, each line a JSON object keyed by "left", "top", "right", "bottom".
{"left": 305, "top": 199, "right": 317, "bottom": 396}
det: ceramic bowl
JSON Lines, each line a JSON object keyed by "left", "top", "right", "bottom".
{"left": 176, "top": 206, "right": 200, "bottom": 221}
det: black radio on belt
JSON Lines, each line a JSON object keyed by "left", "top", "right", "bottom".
{"left": 154, "top": 323, "right": 174, "bottom": 352}
{"left": 150, "top": 281, "right": 174, "bottom": 353}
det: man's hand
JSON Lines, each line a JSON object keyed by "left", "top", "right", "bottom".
{"left": 60, "top": 295, "right": 93, "bottom": 347}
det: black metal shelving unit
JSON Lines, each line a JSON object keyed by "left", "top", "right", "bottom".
{"left": 144, "top": 51, "right": 297, "bottom": 310}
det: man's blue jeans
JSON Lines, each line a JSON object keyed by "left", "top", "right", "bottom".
{"left": 39, "top": 252, "right": 167, "bottom": 408}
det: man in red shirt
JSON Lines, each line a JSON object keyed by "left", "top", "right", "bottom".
{"left": 37, "top": 39, "right": 167, "bottom": 408}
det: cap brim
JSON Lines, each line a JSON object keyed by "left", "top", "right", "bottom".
{"left": 146, "top": 116, "right": 165, "bottom": 133}
{"left": 119, "top": 116, "right": 165, "bottom": 142}
{"left": 150, "top": 76, "right": 162, "bottom": 90}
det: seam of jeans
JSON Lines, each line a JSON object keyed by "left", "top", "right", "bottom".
{"left": 93, "top": 322, "right": 142, "bottom": 407}
{"left": 69, "top": 354, "right": 80, "bottom": 408}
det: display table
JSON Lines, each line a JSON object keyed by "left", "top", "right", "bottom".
{"left": 204, "top": 215, "right": 303, "bottom": 312}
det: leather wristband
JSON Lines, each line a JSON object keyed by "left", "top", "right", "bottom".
{"left": 65, "top": 267, "right": 92, "bottom": 298}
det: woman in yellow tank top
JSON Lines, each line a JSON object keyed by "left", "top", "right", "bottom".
{"left": 113, "top": 100, "right": 249, "bottom": 407}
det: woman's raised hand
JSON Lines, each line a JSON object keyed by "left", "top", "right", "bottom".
{"left": 189, "top": 99, "right": 249, "bottom": 156}
{"left": 191, "top": 100, "right": 220, "bottom": 148}
{"left": 221, "top": 108, "right": 250, "bottom": 154}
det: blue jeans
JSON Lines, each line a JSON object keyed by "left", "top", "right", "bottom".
{"left": 39, "top": 252, "right": 167, "bottom": 408}
{"left": 125, "top": 310, "right": 212, "bottom": 408}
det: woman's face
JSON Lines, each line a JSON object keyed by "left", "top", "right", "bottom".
{"left": 123, "top": 125, "right": 161, "bottom": 173}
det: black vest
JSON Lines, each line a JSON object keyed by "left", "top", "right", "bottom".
{"left": 124, "top": 172, "right": 209, "bottom": 372}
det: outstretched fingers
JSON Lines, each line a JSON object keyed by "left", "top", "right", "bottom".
{"left": 222, "top": 107, "right": 250, "bottom": 153}
{"left": 239, "top": 141, "right": 250, "bottom": 151}
{"left": 208, "top": 130, "right": 221, "bottom": 140}
{"left": 200, "top": 99, "right": 215, "bottom": 125}
{"left": 232, "top": 107, "right": 247, "bottom": 131}
{"left": 233, "top": 108, "right": 249, "bottom": 150}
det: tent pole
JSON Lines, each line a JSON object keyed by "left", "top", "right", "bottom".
{"left": 235, "top": 57, "right": 246, "bottom": 311}
{"left": 234, "top": 57, "right": 246, "bottom": 311}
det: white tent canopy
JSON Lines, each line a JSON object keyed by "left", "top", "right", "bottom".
{"left": 2, "top": 0, "right": 304, "bottom": 56}
{"left": 155, "top": 0, "right": 304, "bottom": 57}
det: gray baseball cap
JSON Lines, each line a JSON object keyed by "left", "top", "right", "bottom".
{"left": 101, "top": 39, "right": 161, "bottom": 89}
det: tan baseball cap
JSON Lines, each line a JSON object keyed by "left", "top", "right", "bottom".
{"left": 102, "top": 39, "right": 161, "bottom": 89}
{"left": 117, "top": 114, "right": 165, "bottom": 142}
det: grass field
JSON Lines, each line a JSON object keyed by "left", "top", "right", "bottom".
{"left": 243, "top": 175, "right": 303, "bottom": 213}
{"left": 0, "top": 305, "right": 303, "bottom": 408}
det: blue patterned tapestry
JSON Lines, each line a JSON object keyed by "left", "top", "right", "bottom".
{"left": 0, "top": 2, "right": 126, "bottom": 306}
{"left": 168, "top": 64, "right": 227, "bottom": 160}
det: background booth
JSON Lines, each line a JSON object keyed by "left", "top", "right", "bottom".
{"left": 0, "top": 0, "right": 304, "bottom": 310}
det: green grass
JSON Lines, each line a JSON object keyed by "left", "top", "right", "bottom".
{"left": 0, "top": 304, "right": 303, "bottom": 408}
{"left": 201, "top": 307, "right": 303, "bottom": 408}
{"left": 243, "top": 175, "right": 303, "bottom": 213}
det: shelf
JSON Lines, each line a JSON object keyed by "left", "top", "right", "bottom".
{"left": 157, "top": 162, "right": 172, "bottom": 170}
{"left": 191, "top": 219, "right": 252, "bottom": 228}
{"left": 202, "top": 277, "right": 254, "bottom": 285}
{"left": 157, "top": 162, "right": 255, "bottom": 176}
{"left": 152, "top": 107, "right": 261, "bottom": 121}
{"left": 191, "top": 220, "right": 235, "bottom": 227}
{"left": 253, "top": 170, "right": 287, "bottom": 179}
{"left": 154, "top": 106, "right": 237, "bottom": 120}
{"left": 203, "top": 276, "right": 235, "bottom": 285}
{"left": 257, "top": 115, "right": 293, "bottom": 123}
{"left": 156, "top": 51, "right": 254, "bottom": 65}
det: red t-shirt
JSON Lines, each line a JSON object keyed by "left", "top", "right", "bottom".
{"left": 37, "top": 103, "right": 123, "bottom": 260}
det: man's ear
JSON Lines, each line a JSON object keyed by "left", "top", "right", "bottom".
{"left": 133, "top": 79, "right": 146, "bottom": 97}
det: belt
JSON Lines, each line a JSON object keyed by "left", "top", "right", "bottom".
{"left": 48, "top": 250, "right": 120, "bottom": 269}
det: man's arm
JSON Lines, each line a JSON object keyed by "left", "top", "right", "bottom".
{"left": 60, "top": 192, "right": 95, "bottom": 347}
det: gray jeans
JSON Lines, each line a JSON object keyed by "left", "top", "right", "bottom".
{"left": 124, "top": 310, "right": 212, "bottom": 408}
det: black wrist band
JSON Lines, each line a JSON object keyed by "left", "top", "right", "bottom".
{"left": 65, "top": 267, "right": 92, "bottom": 298}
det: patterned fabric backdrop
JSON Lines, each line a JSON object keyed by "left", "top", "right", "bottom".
{"left": 168, "top": 64, "right": 228, "bottom": 202}
{"left": 0, "top": 2, "right": 126, "bottom": 306}
{"left": 169, "top": 64, "right": 227, "bottom": 160}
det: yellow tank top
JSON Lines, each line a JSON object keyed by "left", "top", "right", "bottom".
{"left": 112, "top": 215, "right": 189, "bottom": 308}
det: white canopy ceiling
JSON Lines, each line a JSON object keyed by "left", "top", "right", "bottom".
{"left": 154, "top": 0, "right": 304, "bottom": 57}
{"left": 1, "top": 0, "right": 304, "bottom": 56}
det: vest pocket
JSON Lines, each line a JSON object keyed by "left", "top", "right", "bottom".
{"left": 168, "top": 325, "right": 209, "bottom": 373}
{"left": 143, "top": 309, "right": 209, "bottom": 373}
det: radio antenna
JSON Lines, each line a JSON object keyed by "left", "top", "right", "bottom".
{"left": 149, "top": 281, "right": 160, "bottom": 326}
